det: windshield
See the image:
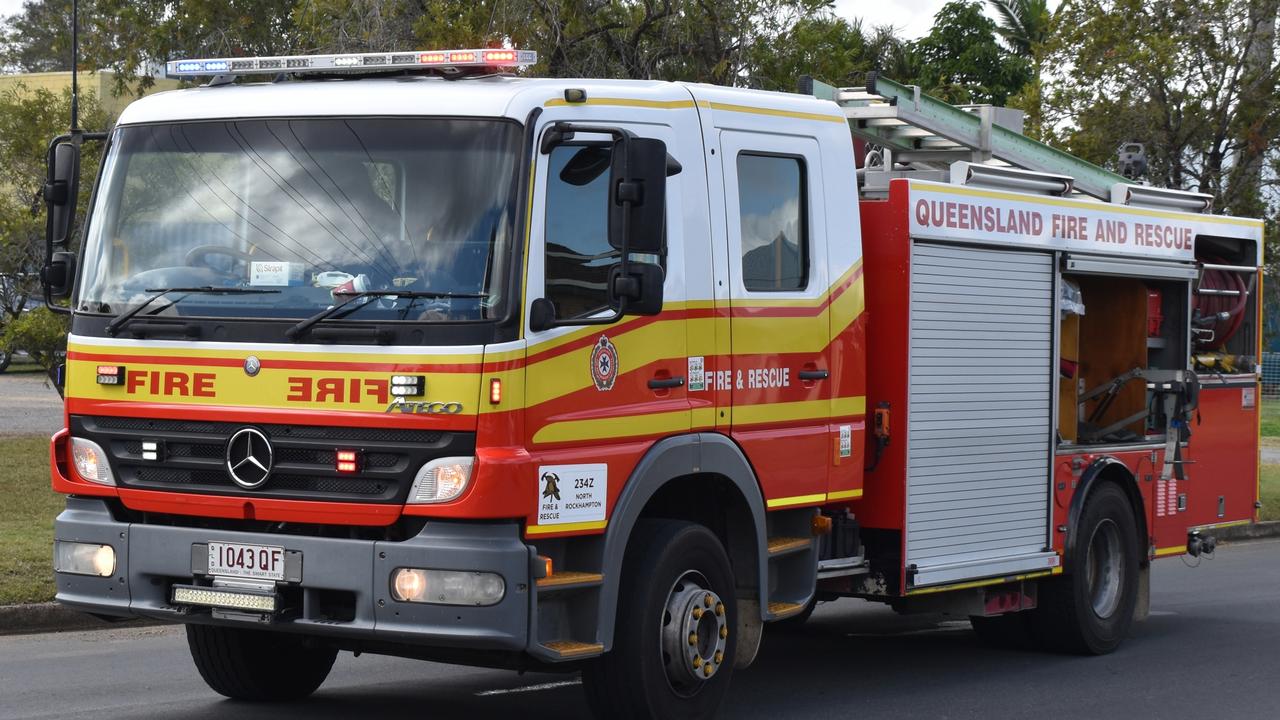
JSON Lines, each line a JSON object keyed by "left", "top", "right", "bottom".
{"left": 78, "top": 118, "right": 523, "bottom": 323}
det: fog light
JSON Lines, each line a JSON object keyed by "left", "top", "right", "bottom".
{"left": 390, "top": 568, "right": 505, "bottom": 606}
{"left": 55, "top": 541, "right": 116, "bottom": 577}
{"left": 70, "top": 437, "right": 114, "bottom": 485}
{"left": 407, "top": 457, "right": 474, "bottom": 504}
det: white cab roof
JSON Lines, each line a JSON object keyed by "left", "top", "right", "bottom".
{"left": 116, "top": 75, "right": 844, "bottom": 126}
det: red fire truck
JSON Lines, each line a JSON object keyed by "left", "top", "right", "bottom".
{"left": 42, "top": 52, "right": 1263, "bottom": 718}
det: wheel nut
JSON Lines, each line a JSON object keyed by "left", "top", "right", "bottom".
{"left": 703, "top": 663, "right": 714, "bottom": 677}
{"left": 715, "top": 650, "right": 724, "bottom": 664}
{"left": 704, "top": 594, "right": 713, "bottom": 607}
{"left": 688, "top": 633, "right": 698, "bottom": 646}
{"left": 692, "top": 607, "right": 703, "bottom": 619}
{"left": 692, "top": 655, "right": 702, "bottom": 668}
{"left": 719, "top": 626, "right": 728, "bottom": 639}
{"left": 715, "top": 602, "right": 725, "bottom": 616}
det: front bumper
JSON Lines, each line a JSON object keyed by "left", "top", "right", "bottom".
{"left": 54, "top": 497, "right": 533, "bottom": 651}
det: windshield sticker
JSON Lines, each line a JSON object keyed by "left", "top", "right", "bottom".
{"left": 250, "top": 261, "right": 301, "bottom": 286}
{"left": 590, "top": 336, "right": 619, "bottom": 391}
{"left": 537, "top": 464, "right": 607, "bottom": 526}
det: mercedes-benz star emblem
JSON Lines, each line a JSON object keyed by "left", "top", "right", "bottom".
{"left": 243, "top": 355, "right": 261, "bottom": 377}
{"left": 226, "top": 427, "right": 273, "bottom": 489}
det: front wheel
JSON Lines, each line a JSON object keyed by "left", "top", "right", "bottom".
{"left": 582, "top": 520, "right": 738, "bottom": 720}
{"left": 186, "top": 624, "right": 337, "bottom": 701}
{"left": 1031, "top": 482, "right": 1140, "bottom": 654}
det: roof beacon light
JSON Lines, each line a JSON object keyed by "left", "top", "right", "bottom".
{"left": 166, "top": 48, "right": 538, "bottom": 79}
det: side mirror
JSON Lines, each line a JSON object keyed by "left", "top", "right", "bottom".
{"left": 42, "top": 251, "right": 77, "bottom": 299}
{"left": 611, "top": 262, "right": 664, "bottom": 316}
{"left": 529, "top": 297, "right": 557, "bottom": 333}
{"left": 44, "top": 141, "right": 81, "bottom": 249}
{"left": 607, "top": 136, "right": 671, "bottom": 255}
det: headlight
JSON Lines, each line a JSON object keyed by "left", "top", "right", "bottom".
{"left": 407, "top": 456, "right": 474, "bottom": 504}
{"left": 70, "top": 437, "right": 115, "bottom": 485}
{"left": 55, "top": 541, "right": 116, "bottom": 577}
{"left": 390, "top": 568, "right": 505, "bottom": 606}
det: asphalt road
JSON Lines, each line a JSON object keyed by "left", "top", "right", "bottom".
{"left": 0, "top": 372, "right": 63, "bottom": 437}
{"left": 2, "top": 539, "right": 1277, "bottom": 720}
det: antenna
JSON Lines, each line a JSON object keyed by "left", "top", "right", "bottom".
{"left": 70, "top": 0, "right": 79, "bottom": 132}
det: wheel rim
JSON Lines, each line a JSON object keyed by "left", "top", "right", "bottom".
{"left": 1085, "top": 518, "right": 1123, "bottom": 618}
{"left": 659, "top": 570, "right": 728, "bottom": 697}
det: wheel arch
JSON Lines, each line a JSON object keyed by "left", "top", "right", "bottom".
{"left": 594, "top": 433, "right": 768, "bottom": 652}
{"left": 1067, "top": 457, "right": 1149, "bottom": 566}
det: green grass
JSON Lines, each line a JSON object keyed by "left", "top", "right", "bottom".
{"left": 1262, "top": 465, "right": 1280, "bottom": 522}
{"left": 1262, "top": 400, "right": 1280, "bottom": 438}
{"left": 1, "top": 361, "right": 47, "bottom": 375}
{"left": 0, "top": 435, "right": 63, "bottom": 604}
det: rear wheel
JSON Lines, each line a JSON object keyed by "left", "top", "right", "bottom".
{"left": 582, "top": 520, "right": 738, "bottom": 720}
{"left": 1031, "top": 483, "right": 1139, "bottom": 654}
{"left": 186, "top": 624, "right": 337, "bottom": 701}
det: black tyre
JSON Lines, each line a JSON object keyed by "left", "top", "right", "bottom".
{"left": 0, "top": 348, "right": 10, "bottom": 373}
{"left": 186, "top": 624, "right": 337, "bottom": 701}
{"left": 969, "top": 612, "right": 1031, "bottom": 649}
{"left": 582, "top": 520, "right": 738, "bottom": 720}
{"left": 1031, "top": 483, "right": 1139, "bottom": 654}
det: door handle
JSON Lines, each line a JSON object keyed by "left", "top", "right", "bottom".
{"left": 648, "top": 376, "right": 686, "bottom": 390}
{"left": 798, "top": 369, "right": 829, "bottom": 381}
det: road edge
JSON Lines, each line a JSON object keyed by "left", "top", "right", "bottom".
{"left": 3, "top": 523, "right": 1277, "bottom": 636}
{"left": 0, "top": 602, "right": 160, "bottom": 637}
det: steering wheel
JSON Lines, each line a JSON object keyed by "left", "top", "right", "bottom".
{"left": 185, "top": 245, "right": 255, "bottom": 271}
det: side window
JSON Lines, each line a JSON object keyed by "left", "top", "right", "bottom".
{"left": 737, "top": 154, "right": 807, "bottom": 292}
{"left": 544, "top": 145, "right": 619, "bottom": 319}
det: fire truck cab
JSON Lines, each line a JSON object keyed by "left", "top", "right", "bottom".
{"left": 42, "top": 51, "right": 1264, "bottom": 719}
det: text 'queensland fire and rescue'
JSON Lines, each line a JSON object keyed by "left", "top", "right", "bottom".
{"left": 913, "top": 198, "right": 1194, "bottom": 250}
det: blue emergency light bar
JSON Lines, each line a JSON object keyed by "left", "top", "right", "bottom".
{"left": 165, "top": 48, "right": 538, "bottom": 78}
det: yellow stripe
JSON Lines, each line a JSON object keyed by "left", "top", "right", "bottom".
{"left": 733, "top": 396, "right": 867, "bottom": 426}
{"left": 906, "top": 567, "right": 1062, "bottom": 596}
{"left": 544, "top": 97, "right": 696, "bottom": 110}
{"left": 1190, "top": 519, "right": 1252, "bottom": 532}
{"left": 1154, "top": 545, "right": 1186, "bottom": 557}
{"left": 767, "top": 493, "right": 828, "bottom": 509}
{"left": 532, "top": 409, "right": 689, "bottom": 444}
{"left": 825, "top": 488, "right": 863, "bottom": 501}
{"left": 701, "top": 100, "right": 847, "bottom": 125}
{"left": 526, "top": 520, "right": 608, "bottom": 535}
{"left": 912, "top": 180, "right": 1265, "bottom": 229}
{"left": 766, "top": 488, "right": 865, "bottom": 509}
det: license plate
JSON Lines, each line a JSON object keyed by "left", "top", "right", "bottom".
{"left": 207, "top": 542, "right": 286, "bottom": 581}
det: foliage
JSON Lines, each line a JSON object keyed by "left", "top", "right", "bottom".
{"left": 2, "top": 306, "right": 68, "bottom": 369}
{"left": 908, "top": 1, "right": 1032, "bottom": 105}
{"left": 1040, "top": 0, "right": 1279, "bottom": 218}
{"left": 0, "top": 83, "right": 107, "bottom": 325}
{"left": 0, "top": 0, "right": 74, "bottom": 71}
{"left": 984, "top": 0, "right": 1050, "bottom": 57}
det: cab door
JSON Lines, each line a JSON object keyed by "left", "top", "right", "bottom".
{"left": 720, "top": 130, "right": 831, "bottom": 506}
{"left": 521, "top": 116, "right": 691, "bottom": 533}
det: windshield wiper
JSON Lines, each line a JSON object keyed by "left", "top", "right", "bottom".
{"left": 105, "top": 287, "right": 282, "bottom": 337}
{"left": 285, "top": 290, "right": 489, "bottom": 341}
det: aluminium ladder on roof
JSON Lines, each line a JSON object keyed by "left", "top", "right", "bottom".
{"left": 802, "top": 73, "right": 1131, "bottom": 202}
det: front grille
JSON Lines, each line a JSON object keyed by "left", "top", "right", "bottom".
{"left": 75, "top": 415, "right": 473, "bottom": 505}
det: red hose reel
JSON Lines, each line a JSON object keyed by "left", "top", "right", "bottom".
{"left": 1193, "top": 256, "right": 1250, "bottom": 350}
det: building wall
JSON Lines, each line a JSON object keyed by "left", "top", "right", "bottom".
{"left": 0, "top": 71, "right": 179, "bottom": 117}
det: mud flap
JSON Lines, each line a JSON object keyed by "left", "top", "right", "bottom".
{"left": 1133, "top": 562, "right": 1150, "bottom": 622}
{"left": 734, "top": 597, "right": 763, "bottom": 668}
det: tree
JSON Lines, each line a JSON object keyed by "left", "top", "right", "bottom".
{"left": 1040, "top": 0, "right": 1280, "bottom": 217}
{"left": 985, "top": 0, "right": 1050, "bottom": 57}
{"left": 0, "top": 83, "right": 107, "bottom": 334}
{"left": 0, "top": 0, "right": 76, "bottom": 71}
{"left": 909, "top": 1, "right": 1032, "bottom": 105}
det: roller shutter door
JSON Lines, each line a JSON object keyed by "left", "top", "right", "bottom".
{"left": 906, "top": 243, "right": 1056, "bottom": 586}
